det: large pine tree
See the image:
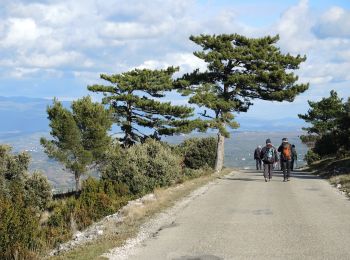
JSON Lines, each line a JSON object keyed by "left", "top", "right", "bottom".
{"left": 178, "top": 34, "right": 309, "bottom": 171}
{"left": 88, "top": 67, "right": 199, "bottom": 147}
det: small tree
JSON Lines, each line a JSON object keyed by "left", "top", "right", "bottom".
{"left": 88, "top": 67, "right": 197, "bottom": 147}
{"left": 298, "top": 90, "right": 344, "bottom": 137}
{"left": 299, "top": 91, "right": 349, "bottom": 157}
{"left": 298, "top": 90, "right": 344, "bottom": 155}
{"left": 41, "top": 96, "right": 112, "bottom": 191}
{"left": 178, "top": 34, "right": 309, "bottom": 171}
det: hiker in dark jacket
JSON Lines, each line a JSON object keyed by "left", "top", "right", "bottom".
{"left": 260, "top": 139, "right": 278, "bottom": 182}
{"left": 291, "top": 144, "right": 297, "bottom": 171}
{"left": 254, "top": 145, "right": 262, "bottom": 170}
{"left": 278, "top": 138, "right": 292, "bottom": 181}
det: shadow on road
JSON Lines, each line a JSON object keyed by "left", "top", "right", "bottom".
{"left": 220, "top": 169, "right": 320, "bottom": 182}
{"left": 219, "top": 176, "right": 266, "bottom": 182}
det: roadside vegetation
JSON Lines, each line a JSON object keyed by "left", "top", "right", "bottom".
{"left": 0, "top": 137, "right": 217, "bottom": 259}
{"left": 0, "top": 33, "right": 308, "bottom": 259}
{"left": 299, "top": 91, "right": 350, "bottom": 194}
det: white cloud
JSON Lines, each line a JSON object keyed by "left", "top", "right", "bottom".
{"left": 314, "top": 6, "right": 350, "bottom": 39}
{"left": 101, "top": 21, "right": 170, "bottom": 40}
{"left": 9, "top": 67, "right": 40, "bottom": 78}
{"left": 20, "top": 51, "right": 89, "bottom": 69}
{"left": 135, "top": 52, "right": 206, "bottom": 75}
{"left": 275, "top": 0, "right": 316, "bottom": 53}
{"left": 6, "top": 67, "right": 64, "bottom": 79}
{"left": 0, "top": 18, "right": 50, "bottom": 48}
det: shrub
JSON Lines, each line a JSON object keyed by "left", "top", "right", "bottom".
{"left": 182, "top": 166, "right": 212, "bottom": 180}
{"left": 0, "top": 192, "right": 43, "bottom": 259}
{"left": 304, "top": 150, "right": 321, "bottom": 165}
{"left": 46, "top": 177, "right": 131, "bottom": 238}
{"left": 313, "top": 133, "right": 339, "bottom": 157}
{"left": 0, "top": 145, "right": 48, "bottom": 259}
{"left": 179, "top": 137, "right": 217, "bottom": 169}
{"left": 102, "top": 139, "right": 182, "bottom": 194}
{"left": 25, "top": 171, "right": 52, "bottom": 211}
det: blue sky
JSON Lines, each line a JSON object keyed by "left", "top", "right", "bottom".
{"left": 0, "top": 0, "right": 350, "bottom": 120}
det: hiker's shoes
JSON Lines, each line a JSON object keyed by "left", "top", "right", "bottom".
{"left": 265, "top": 178, "right": 268, "bottom": 182}
{"left": 283, "top": 179, "right": 287, "bottom": 182}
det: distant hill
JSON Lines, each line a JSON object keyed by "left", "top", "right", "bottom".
{"left": 0, "top": 96, "right": 305, "bottom": 138}
{"left": 0, "top": 96, "right": 70, "bottom": 138}
{"left": 0, "top": 96, "right": 307, "bottom": 189}
{"left": 235, "top": 115, "right": 306, "bottom": 132}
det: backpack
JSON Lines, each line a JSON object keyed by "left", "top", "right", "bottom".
{"left": 263, "top": 147, "right": 274, "bottom": 163}
{"left": 282, "top": 144, "right": 292, "bottom": 160}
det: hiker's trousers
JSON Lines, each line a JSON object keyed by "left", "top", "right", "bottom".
{"left": 256, "top": 159, "right": 262, "bottom": 170}
{"left": 281, "top": 160, "right": 291, "bottom": 180}
{"left": 263, "top": 163, "right": 273, "bottom": 179}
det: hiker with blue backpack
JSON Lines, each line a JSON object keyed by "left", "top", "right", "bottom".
{"left": 278, "top": 138, "right": 293, "bottom": 181}
{"left": 260, "top": 139, "right": 279, "bottom": 182}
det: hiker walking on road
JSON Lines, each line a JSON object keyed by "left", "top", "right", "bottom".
{"left": 291, "top": 144, "right": 297, "bottom": 171}
{"left": 254, "top": 145, "right": 262, "bottom": 170}
{"left": 260, "top": 139, "right": 278, "bottom": 182}
{"left": 278, "top": 138, "right": 292, "bottom": 181}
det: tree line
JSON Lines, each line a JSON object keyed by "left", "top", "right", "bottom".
{"left": 41, "top": 33, "right": 308, "bottom": 190}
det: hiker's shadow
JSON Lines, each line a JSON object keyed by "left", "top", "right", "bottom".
{"left": 218, "top": 176, "right": 265, "bottom": 182}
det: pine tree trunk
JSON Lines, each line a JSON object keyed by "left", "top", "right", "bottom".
{"left": 214, "top": 132, "right": 225, "bottom": 172}
{"left": 75, "top": 173, "right": 81, "bottom": 192}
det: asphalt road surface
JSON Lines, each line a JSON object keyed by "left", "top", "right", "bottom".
{"left": 112, "top": 170, "right": 350, "bottom": 260}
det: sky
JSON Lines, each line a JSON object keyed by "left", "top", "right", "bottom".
{"left": 0, "top": 0, "right": 350, "bottom": 120}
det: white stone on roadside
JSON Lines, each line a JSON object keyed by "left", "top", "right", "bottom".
{"left": 97, "top": 230, "right": 104, "bottom": 235}
{"left": 74, "top": 231, "right": 83, "bottom": 240}
{"left": 141, "top": 193, "right": 156, "bottom": 203}
{"left": 337, "top": 184, "right": 342, "bottom": 189}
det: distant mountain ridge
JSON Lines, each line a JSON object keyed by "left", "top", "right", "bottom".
{"left": 0, "top": 96, "right": 70, "bottom": 138}
{"left": 0, "top": 96, "right": 306, "bottom": 137}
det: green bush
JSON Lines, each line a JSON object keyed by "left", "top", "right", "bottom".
{"left": 102, "top": 139, "right": 182, "bottom": 194}
{"left": 182, "top": 166, "right": 212, "bottom": 180}
{"left": 0, "top": 145, "right": 50, "bottom": 259}
{"left": 313, "top": 133, "right": 339, "bottom": 157}
{"left": 304, "top": 150, "right": 321, "bottom": 165}
{"left": 46, "top": 177, "right": 131, "bottom": 245}
{"left": 0, "top": 191, "right": 43, "bottom": 259}
{"left": 25, "top": 171, "right": 52, "bottom": 211}
{"left": 179, "top": 137, "right": 217, "bottom": 169}
{"left": 46, "top": 199, "right": 74, "bottom": 247}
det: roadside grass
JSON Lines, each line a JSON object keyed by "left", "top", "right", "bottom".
{"left": 49, "top": 168, "right": 233, "bottom": 260}
{"left": 306, "top": 156, "right": 350, "bottom": 195}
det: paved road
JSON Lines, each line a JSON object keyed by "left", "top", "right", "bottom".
{"left": 116, "top": 170, "right": 350, "bottom": 259}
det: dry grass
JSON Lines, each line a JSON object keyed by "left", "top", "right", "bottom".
{"left": 49, "top": 168, "right": 233, "bottom": 260}
{"left": 330, "top": 174, "right": 350, "bottom": 195}
{"left": 307, "top": 157, "right": 350, "bottom": 196}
